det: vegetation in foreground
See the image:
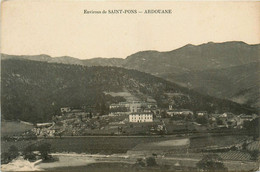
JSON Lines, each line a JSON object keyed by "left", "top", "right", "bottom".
{"left": 196, "top": 154, "right": 227, "bottom": 172}
{"left": 1, "top": 143, "right": 56, "bottom": 165}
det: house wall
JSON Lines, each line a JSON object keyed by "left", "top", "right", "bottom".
{"left": 61, "top": 107, "right": 71, "bottom": 113}
{"left": 167, "top": 110, "right": 193, "bottom": 116}
{"left": 129, "top": 103, "right": 142, "bottom": 112}
{"left": 129, "top": 113, "right": 153, "bottom": 122}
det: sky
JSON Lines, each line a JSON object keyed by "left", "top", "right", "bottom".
{"left": 1, "top": 1, "right": 260, "bottom": 59}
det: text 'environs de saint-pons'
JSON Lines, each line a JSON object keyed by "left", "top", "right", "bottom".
{"left": 84, "top": 9, "right": 172, "bottom": 14}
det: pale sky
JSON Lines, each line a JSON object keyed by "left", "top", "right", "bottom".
{"left": 1, "top": 1, "right": 260, "bottom": 59}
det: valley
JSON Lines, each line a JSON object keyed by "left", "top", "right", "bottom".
{"left": 1, "top": 41, "right": 259, "bottom": 172}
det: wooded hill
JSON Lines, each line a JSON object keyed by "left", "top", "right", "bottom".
{"left": 1, "top": 59, "right": 256, "bottom": 123}
{"left": 2, "top": 41, "right": 259, "bottom": 109}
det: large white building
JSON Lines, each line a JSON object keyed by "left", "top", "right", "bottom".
{"left": 129, "top": 112, "right": 153, "bottom": 123}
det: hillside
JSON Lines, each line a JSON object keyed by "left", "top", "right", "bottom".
{"left": 123, "top": 41, "right": 259, "bottom": 75}
{"left": 82, "top": 58, "right": 124, "bottom": 67}
{"left": 162, "top": 62, "right": 260, "bottom": 108}
{"left": 2, "top": 41, "right": 259, "bottom": 109}
{"left": 1, "top": 54, "right": 84, "bottom": 65}
{"left": 1, "top": 59, "right": 256, "bottom": 123}
{"left": 4, "top": 42, "right": 259, "bottom": 73}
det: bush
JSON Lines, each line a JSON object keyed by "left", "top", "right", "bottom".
{"left": 242, "top": 142, "right": 247, "bottom": 150}
{"left": 23, "top": 145, "right": 37, "bottom": 161}
{"left": 196, "top": 116, "right": 208, "bottom": 125}
{"left": 1, "top": 145, "right": 19, "bottom": 164}
{"left": 146, "top": 157, "right": 157, "bottom": 167}
{"left": 38, "top": 143, "right": 52, "bottom": 161}
{"left": 8, "top": 145, "right": 19, "bottom": 159}
{"left": 243, "top": 118, "right": 259, "bottom": 139}
{"left": 136, "top": 158, "right": 145, "bottom": 167}
{"left": 249, "top": 150, "right": 259, "bottom": 161}
{"left": 196, "top": 154, "right": 227, "bottom": 172}
{"left": 24, "top": 152, "right": 37, "bottom": 162}
{"left": 216, "top": 119, "right": 223, "bottom": 125}
{"left": 1, "top": 152, "right": 12, "bottom": 164}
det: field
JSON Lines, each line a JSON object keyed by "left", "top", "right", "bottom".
{"left": 1, "top": 121, "right": 34, "bottom": 137}
{"left": 247, "top": 141, "right": 260, "bottom": 151}
{"left": 2, "top": 135, "right": 258, "bottom": 172}
{"left": 218, "top": 151, "right": 251, "bottom": 161}
{"left": 189, "top": 135, "right": 246, "bottom": 149}
{"left": 2, "top": 136, "right": 173, "bottom": 154}
{"left": 104, "top": 91, "right": 139, "bottom": 101}
{"left": 2, "top": 135, "right": 248, "bottom": 154}
{"left": 46, "top": 161, "right": 197, "bottom": 172}
{"left": 165, "top": 151, "right": 252, "bottom": 161}
{"left": 44, "top": 162, "right": 135, "bottom": 172}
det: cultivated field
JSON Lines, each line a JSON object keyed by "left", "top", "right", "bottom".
{"left": 2, "top": 136, "right": 174, "bottom": 154}
{"left": 247, "top": 141, "right": 260, "bottom": 151}
{"left": 189, "top": 135, "right": 247, "bottom": 149}
{"left": 218, "top": 151, "right": 251, "bottom": 161}
{"left": 2, "top": 135, "right": 258, "bottom": 172}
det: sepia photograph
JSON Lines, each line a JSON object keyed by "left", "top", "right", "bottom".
{"left": 1, "top": 1, "right": 259, "bottom": 171}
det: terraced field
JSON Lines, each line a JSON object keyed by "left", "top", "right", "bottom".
{"left": 218, "top": 151, "right": 251, "bottom": 161}
{"left": 247, "top": 141, "right": 260, "bottom": 151}
{"left": 166, "top": 151, "right": 252, "bottom": 161}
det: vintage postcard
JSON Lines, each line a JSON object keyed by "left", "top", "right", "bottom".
{"left": 1, "top": 1, "right": 259, "bottom": 171}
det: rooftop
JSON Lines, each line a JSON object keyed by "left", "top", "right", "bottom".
{"left": 130, "top": 112, "right": 153, "bottom": 115}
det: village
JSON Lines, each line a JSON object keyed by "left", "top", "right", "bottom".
{"left": 21, "top": 100, "right": 258, "bottom": 138}
{"left": 2, "top": 100, "right": 259, "bottom": 172}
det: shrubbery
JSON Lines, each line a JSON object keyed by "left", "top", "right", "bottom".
{"left": 135, "top": 156, "right": 157, "bottom": 167}
{"left": 136, "top": 158, "right": 145, "bottom": 167}
{"left": 196, "top": 154, "right": 227, "bottom": 172}
{"left": 243, "top": 118, "right": 259, "bottom": 139}
{"left": 249, "top": 150, "right": 259, "bottom": 161}
{"left": 38, "top": 143, "right": 52, "bottom": 161}
{"left": 23, "top": 143, "right": 54, "bottom": 162}
{"left": 196, "top": 116, "right": 208, "bottom": 125}
{"left": 146, "top": 157, "right": 157, "bottom": 166}
{"left": 23, "top": 145, "right": 37, "bottom": 161}
{"left": 1, "top": 145, "right": 19, "bottom": 164}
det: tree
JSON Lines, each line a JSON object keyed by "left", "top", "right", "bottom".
{"left": 89, "top": 112, "right": 93, "bottom": 119}
{"left": 196, "top": 116, "right": 208, "bottom": 125}
{"left": 146, "top": 157, "right": 157, "bottom": 166}
{"left": 136, "top": 158, "right": 145, "bottom": 167}
{"left": 216, "top": 119, "right": 223, "bottom": 125}
{"left": 243, "top": 118, "right": 259, "bottom": 139}
{"left": 8, "top": 145, "right": 19, "bottom": 160}
{"left": 196, "top": 154, "right": 227, "bottom": 172}
{"left": 23, "top": 145, "right": 37, "bottom": 161}
{"left": 249, "top": 150, "right": 259, "bottom": 161}
{"left": 1, "top": 152, "right": 11, "bottom": 164}
{"left": 242, "top": 142, "right": 247, "bottom": 150}
{"left": 38, "top": 143, "right": 52, "bottom": 160}
{"left": 161, "top": 110, "right": 168, "bottom": 118}
{"left": 1, "top": 145, "right": 20, "bottom": 164}
{"left": 57, "top": 131, "right": 63, "bottom": 138}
